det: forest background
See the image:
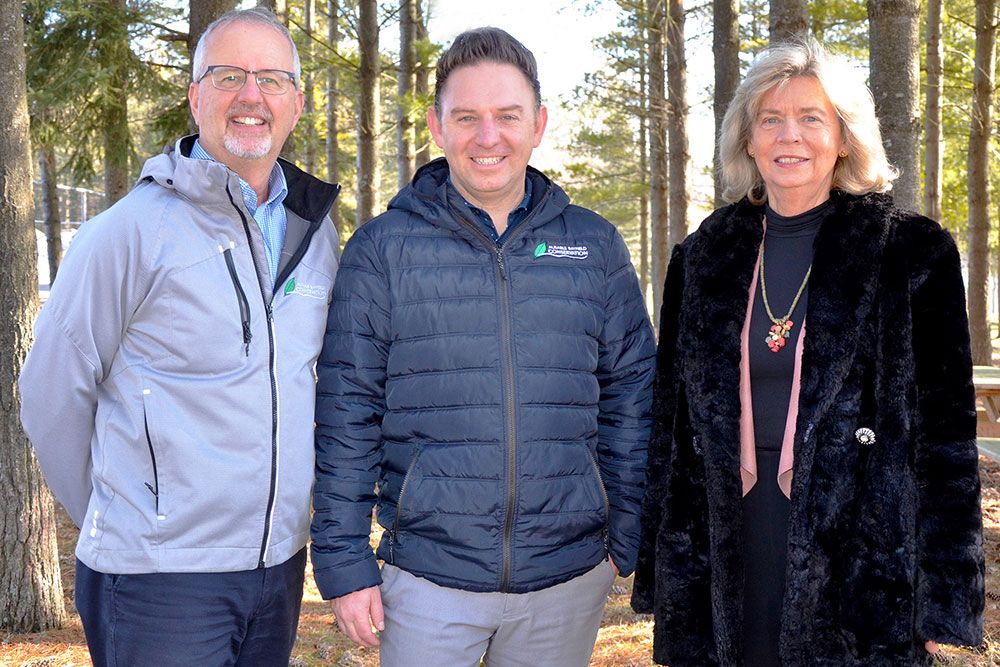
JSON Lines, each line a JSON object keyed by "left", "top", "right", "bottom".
{"left": 2, "top": 0, "right": 1000, "bottom": 664}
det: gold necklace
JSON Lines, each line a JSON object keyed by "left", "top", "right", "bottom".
{"left": 759, "top": 237, "right": 811, "bottom": 353}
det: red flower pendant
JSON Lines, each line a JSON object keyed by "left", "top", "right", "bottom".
{"left": 765, "top": 319, "right": 794, "bottom": 352}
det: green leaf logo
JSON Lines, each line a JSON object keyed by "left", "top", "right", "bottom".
{"left": 533, "top": 242, "right": 547, "bottom": 258}
{"left": 283, "top": 277, "right": 296, "bottom": 297}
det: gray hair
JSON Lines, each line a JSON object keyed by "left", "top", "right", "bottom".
{"left": 191, "top": 7, "right": 301, "bottom": 83}
{"left": 718, "top": 38, "right": 896, "bottom": 205}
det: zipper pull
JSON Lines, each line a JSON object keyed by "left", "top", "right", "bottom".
{"left": 242, "top": 323, "right": 252, "bottom": 356}
{"left": 387, "top": 531, "right": 395, "bottom": 562}
{"left": 266, "top": 304, "right": 274, "bottom": 322}
{"left": 497, "top": 252, "right": 508, "bottom": 281}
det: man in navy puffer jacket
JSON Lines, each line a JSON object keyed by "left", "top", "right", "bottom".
{"left": 311, "top": 27, "right": 655, "bottom": 666}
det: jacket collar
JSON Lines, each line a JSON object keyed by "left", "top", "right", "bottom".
{"left": 680, "top": 191, "right": 891, "bottom": 500}
{"left": 139, "top": 135, "right": 340, "bottom": 225}
{"left": 386, "top": 157, "right": 571, "bottom": 247}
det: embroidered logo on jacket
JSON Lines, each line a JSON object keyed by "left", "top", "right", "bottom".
{"left": 282, "top": 276, "right": 326, "bottom": 299}
{"left": 533, "top": 241, "right": 589, "bottom": 260}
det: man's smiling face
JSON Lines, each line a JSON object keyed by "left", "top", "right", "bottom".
{"left": 428, "top": 61, "right": 547, "bottom": 211}
{"left": 188, "top": 20, "right": 303, "bottom": 173}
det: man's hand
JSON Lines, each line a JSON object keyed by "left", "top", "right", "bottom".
{"left": 925, "top": 640, "right": 939, "bottom": 654}
{"left": 331, "top": 586, "right": 384, "bottom": 648}
{"left": 609, "top": 558, "right": 619, "bottom": 578}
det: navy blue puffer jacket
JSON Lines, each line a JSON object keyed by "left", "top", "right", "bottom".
{"left": 311, "top": 159, "right": 655, "bottom": 598}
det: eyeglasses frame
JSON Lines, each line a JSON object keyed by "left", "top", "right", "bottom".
{"left": 197, "top": 65, "right": 298, "bottom": 95}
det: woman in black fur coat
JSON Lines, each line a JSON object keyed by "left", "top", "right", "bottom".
{"left": 631, "top": 39, "right": 984, "bottom": 666}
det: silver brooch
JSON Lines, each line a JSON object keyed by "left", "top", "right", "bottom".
{"left": 854, "top": 427, "right": 876, "bottom": 446}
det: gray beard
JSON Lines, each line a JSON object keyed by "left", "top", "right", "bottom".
{"left": 223, "top": 132, "right": 272, "bottom": 160}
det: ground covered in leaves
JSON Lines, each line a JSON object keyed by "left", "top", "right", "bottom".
{"left": 3, "top": 456, "right": 999, "bottom": 666}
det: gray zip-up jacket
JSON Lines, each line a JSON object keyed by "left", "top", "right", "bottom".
{"left": 19, "top": 136, "right": 340, "bottom": 574}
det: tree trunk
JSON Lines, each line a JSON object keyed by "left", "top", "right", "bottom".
{"left": 187, "top": 0, "right": 237, "bottom": 132}
{"left": 98, "top": 0, "right": 130, "bottom": 204}
{"left": 647, "top": 0, "right": 669, "bottom": 328}
{"left": 714, "top": 0, "right": 739, "bottom": 207}
{"left": 868, "top": 0, "right": 920, "bottom": 212}
{"left": 303, "top": 0, "right": 317, "bottom": 175}
{"left": 326, "top": 0, "right": 342, "bottom": 233}
{"left": 38, "top": 145, "right": 63, "bottom": 284}
{"left": 397, "top": 0, "right": 416, "bottom": 188}
{"left": 414, "top": 0, "right": 431, "bottom": 169}
{"left": 0, "top": 2, "right": 66, "bottom": 632}
{"left": 967, "top": 0, "right": 996, "bottom": 365}
{"left": 638, "top": 7, "right": 650, "bottom": 301}
{"left": 769, "top": 0, "right": 808, "bottom": 42}
{"left": 923, "top": 0, "right": 943, "bottom": 223}
{"left": 357, "top": 0, "right": 380, "bottom": 227}
{"left": 667, "top": 0, "right": 688, "bottom": 250}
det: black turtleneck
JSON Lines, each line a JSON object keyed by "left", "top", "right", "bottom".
{"left": 742, "top": 197, "right": 833, "bottom": 667}
{"left": 749, "top": 198, "right": 831, "bottom": 451}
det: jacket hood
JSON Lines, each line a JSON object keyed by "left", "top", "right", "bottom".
{"left": 386, "top": 157, "right": 572, "bottom": 238}
{"left": 139, "top": 135, "right": 340, "bottom": 225}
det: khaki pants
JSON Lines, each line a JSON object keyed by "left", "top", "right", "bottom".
{"left": 378, "top": 560, "right": 616, "bottom": 667}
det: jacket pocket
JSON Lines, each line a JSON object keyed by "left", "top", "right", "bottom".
{"left": 221, "top": 243, "right": 253, "bottom": 356}
{"left": 587, "top": 449, "right": 611, "bottom": 551}
{"left": 140, "top": 389, "right": 164, "bottom": 523}
{"left": 390, "top": 445, "right": 424, "bottom": 552}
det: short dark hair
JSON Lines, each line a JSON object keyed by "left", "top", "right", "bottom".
{"left": 433, "top": 27, "right": 541, "bottom": 115}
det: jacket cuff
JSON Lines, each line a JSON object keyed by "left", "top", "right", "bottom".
{"left": 310, "top": 551, "right": 382, "bottom": 600}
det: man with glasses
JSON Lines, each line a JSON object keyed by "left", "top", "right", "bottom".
{"left": 18, "top": 8, "right": 339, "bottom": 665}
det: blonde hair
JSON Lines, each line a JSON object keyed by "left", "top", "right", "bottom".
{"left": 718, "top": 38, "right": 897, "bottom": 204}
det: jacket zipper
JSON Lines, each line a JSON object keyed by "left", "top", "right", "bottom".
{"left": 448, "top": 190, "right": 552, "bottom": 592}
{"left": 389, "top": 447, "right": 423, "bottom": 561}
{"left": 260, "top": 304, "right": 279, "bottom": 567}
{"left": 142, "top": 407, "right": 160, "bottom": 517}
{"left": 224, "top": 186, "right": 281, "bottom": 569}
{"left": 587, "top": 450, "right": 611, "bottom": 553}
{"left": 497, "top": 250, "right": 517, "bottom": 590}
{"left": 221, "top": 242, "right": 253, "bottom": 355}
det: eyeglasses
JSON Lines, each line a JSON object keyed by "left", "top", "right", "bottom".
{"left": 198, "top": 65, "right": 297, "bottom": 95}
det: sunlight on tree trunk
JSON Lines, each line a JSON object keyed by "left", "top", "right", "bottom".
{"left": 666, "top": 0, "right": 689, "bottom": 250}
{"left": 357, "top": 0, "right": 380, "bottom": 227}
{"left": 414, "top": 0, "right": 432, "bottom": 169}
{"left": 868, "top": 0, "right": 920, "bottom": 212}
{"left": 38, "top": 145, "right": 63, "bottom": 284}
{"left": 923, "top": 0, "right": 943, "bottom": 223}
{"left": 967, "top": 0, "right": 996, "bottom": 365}
{"left": 648, "top": 0, "right": 669, "bottom": 328}
{"left": 398, "top": 0, "right": 417, "bottom": 189}
{"left": 714, "top": 0, "right": 739, "bottom": 208}
{"left": 0, "top": 1, "right": 66, "bottom": 633}
{"left": 769, "top": 0, "right": 807, "bottom": 42}
{"left": 326, "top": 0, "right": 342, "bottom": 233}
{"left": 98, "top": 0, "right": 130, "bottom": 204}
{"left": 303, "top": 0, "right": 317, "bottom": 175}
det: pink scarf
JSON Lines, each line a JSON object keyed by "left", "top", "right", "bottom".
{"left": 738, "top": 240, "right": 804, "bottom": 499}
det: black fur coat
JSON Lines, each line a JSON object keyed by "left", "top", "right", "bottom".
{"left": 631, "top": 192, "right": 985, "bottom": 666}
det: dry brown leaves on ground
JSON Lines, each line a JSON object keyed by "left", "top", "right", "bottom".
{"left": 4, "top": 457, "right": 1000, "bottom": 666}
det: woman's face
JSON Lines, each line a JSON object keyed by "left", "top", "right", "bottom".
{"left": 747, "top": 76, "right": 845, "bottom": 214}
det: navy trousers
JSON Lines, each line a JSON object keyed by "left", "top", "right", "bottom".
{"left": 75, "top": 548, "right": 306, "bottom": 667}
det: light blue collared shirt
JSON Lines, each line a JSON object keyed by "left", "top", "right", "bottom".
{"left": 191, "top": 139, "right": 288, "bottom": 283}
